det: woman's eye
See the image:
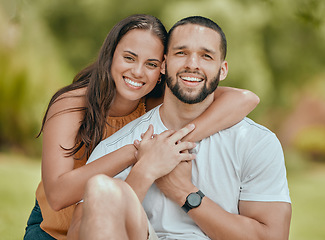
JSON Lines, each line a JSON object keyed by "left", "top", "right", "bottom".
{"left": 146, "top": 62, "right": 158, "bottom": 68}
{"left": 124, "top": 56, "right": 134, "bottom": 61}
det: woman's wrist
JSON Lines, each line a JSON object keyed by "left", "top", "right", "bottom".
{"left": 124, "top": 144, "right": 137, "bottom": 165}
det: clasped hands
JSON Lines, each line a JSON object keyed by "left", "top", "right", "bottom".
{"left": 133, "top": 124, "right": 198, "bottom": 205}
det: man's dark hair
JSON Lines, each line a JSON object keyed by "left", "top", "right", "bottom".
{"left": 166, "top": 16, "right": 227, "bottom": 60}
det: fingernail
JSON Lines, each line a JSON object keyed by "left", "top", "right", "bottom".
{"left": 188, "top": 123, "right": 195, "bottom": 129}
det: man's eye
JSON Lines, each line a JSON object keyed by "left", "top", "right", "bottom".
{"left": 203, "top": 54, "right": 212, "bottom": 59}
{"left": 175, "top": 51, "right": 185, "bottom": 56}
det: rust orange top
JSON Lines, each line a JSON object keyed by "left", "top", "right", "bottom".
{"left": 35, "top": 102, "right": 146, "bottom": 239}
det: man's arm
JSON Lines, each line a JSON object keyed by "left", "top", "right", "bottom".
{"left": 183, "top": 87, "right": 260, "bottom": 142}
{"left": 155, "top": 162, "right": 291, "bottom": 240}
{"left": 189, "top": 195, "right": 291, "bottom": 240}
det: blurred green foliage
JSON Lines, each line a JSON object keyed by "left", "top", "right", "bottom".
{"left": 0, "top": 1, "right": 325, "bottom": 239}
{"left": 294, "top": 126, "right": 325, "bottom": 161}
{"left": 0, "top": 0, "right": 324, "bottom": 156}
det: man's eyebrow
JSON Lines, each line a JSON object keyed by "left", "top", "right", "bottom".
{"left": 171, "top": 46, "right": 216, "bottom": 55}
{"left": 202, "top": 47, "right": 216, "bottom": 54}
{"left": 172, "top": 45, "right": 187, "bottom": 50}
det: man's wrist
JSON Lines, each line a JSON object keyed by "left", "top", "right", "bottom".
{"left": 181, "top": 190, "right": 205, "bottom": 213}
{"left": 177, "top": 186, "right": 199, "bottom": 206}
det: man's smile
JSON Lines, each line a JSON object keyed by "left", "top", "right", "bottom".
{"left": 180, "top": 76, "right": 203, "bottom": 82}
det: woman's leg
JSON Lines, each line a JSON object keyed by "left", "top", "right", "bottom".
{"left": 23, "top": 200, "right": 56, "bottom": 240}
{"left": 79, "top": 174, "right": 149, "bottom": 240}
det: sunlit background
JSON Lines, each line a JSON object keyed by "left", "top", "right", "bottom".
{"left": 0, "top": 0, "right": 324, "bottom": 239}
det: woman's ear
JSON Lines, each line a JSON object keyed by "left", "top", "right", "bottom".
{"left": 219, "top": 60, "right": 228, "bottom": 81}
{"left": 160, "top": 55, "right": 166, "bottom": 75}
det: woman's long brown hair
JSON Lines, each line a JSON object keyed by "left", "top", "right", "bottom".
{"left": 38, "top": 14, "right": 167, "bottom": 159}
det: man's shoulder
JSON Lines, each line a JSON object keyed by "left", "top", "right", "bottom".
{"left": 218, "top": 117, "right": 277, "bottom": 141}
{"left": 87, "top": 106, "right": 161, "bottom": 163}
{"left": 227, "top": 117, "right": 272, "bottom": 132}
{"left": 240, "top": 117, "right": 274, "bottom": 134}
{"left": 101, "top": 106, "right": 161, "bottom": 147}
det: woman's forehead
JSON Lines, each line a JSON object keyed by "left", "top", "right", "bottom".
{"left": 116, "top": 29, "right": 164, "bottom": 58}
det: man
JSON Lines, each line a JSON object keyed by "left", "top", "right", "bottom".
{"left": 69, "top": 16, "right": 291, "bottom": 240}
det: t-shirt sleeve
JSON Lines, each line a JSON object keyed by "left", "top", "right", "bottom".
{"left": 87, "top": 141, "right": 108, "bottom": 164}
{"left": 239, "top": 132, "right": 291, "bottom": 203}
{"left": 77, "top": 142, "right": 109, "bottom": 204}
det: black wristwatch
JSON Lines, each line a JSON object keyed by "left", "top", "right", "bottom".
{"left": 181, "top": 190, "right": 205, "bottom": 213}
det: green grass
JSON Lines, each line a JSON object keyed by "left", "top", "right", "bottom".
{"left": 0, "top": 152, "right": 325, "bottom": 239}
{"left": 0, "top": 153, "right": 41, "bottom": 240}
{"left": 287, "top": 159, "right": 325, "bottom": 240}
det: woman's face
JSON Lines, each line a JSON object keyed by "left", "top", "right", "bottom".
{"left": 111, "top": 29, "right": 164, "bottom": 103}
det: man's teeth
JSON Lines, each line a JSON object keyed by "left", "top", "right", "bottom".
{"left": 181, "top": 76, "right": 202, "bottom": 82}
{"left": 124, "top": 78, "right": 144, "bottom": 87}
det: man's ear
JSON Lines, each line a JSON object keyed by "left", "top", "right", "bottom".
{"left": 160, "top": 55, "right": 166, "bottom": 75}
{"left": 219, "top": 60, "right": 228, "bottom": 81}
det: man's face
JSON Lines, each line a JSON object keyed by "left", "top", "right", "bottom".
{"left": 164, "top": 24, "right": 227, "bottom": 104}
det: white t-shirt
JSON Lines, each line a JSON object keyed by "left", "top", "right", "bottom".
{"left": 87, "top": 105, "right": 291, "bottom": 239}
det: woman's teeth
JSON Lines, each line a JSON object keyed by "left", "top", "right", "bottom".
{"left": 124, "top": 77, "right": 144, "bottom": 87}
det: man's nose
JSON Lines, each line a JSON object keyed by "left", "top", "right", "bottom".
{"left": 131, "top": 63, "right": 144, "bottom": 78}
{"left": 185, "top": 54, "right": 199, "bottom": 70}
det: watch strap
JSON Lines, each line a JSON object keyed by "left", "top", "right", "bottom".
{"left": 181, "top": 190, "right": 205, "bottom": 213}
{"left": 197, "top": 190, "right": 205, "bottom": 198}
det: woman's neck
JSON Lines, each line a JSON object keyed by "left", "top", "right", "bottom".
{"left": 108, "top": 96, "right": 140, "bottom": 117}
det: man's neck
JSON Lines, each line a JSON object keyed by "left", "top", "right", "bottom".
{"left": 159, "top": 88, "right": 214, "bottom": 130}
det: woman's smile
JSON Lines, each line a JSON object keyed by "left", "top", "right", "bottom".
{"left": 123, "top": 76, "right": 145, "bottom": 89}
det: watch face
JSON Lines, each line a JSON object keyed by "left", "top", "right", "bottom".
{"left": 187, "top": 193, "right": 201, "bottom": 207}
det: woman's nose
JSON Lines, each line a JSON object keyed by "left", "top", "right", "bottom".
{"left": 131, "top": 63, "right": 144, "bottom": 78}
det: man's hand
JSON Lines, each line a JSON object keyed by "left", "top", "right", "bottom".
{"left": 155, "top": 160, "right": 197, "bottom": 206}
{"left": 133, "top": 124, "right": 197, "bottom": 182}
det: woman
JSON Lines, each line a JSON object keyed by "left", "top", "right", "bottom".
{"left": 24, "top": 14, "right": 259, "bottom": 240}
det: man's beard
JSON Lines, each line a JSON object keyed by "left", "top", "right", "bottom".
{"left": 165, "top": 68, "right": 221, "bottom": 104}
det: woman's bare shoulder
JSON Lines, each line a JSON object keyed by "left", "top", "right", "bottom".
{"left": 46, "top": 87, "right": 87, "bottom": 121}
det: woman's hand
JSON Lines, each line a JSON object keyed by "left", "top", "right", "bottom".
{"left": 133, "top": 124, "right": 196, "bottom": 181}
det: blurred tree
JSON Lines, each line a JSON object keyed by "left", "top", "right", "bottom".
{"left": 0, "top": 1, "right": 73, "bottom": 155}
{"left": 0, "top": 0, "right": 324, "bottom": 156}
{"left": 34, "top": 0, "right": 187, "bottom": 70}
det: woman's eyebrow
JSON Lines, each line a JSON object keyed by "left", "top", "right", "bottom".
{"left": 124, "top": 50, "right": 137, "bottom": 57}
{"left": 124, "top": 50, "right": 161, "bottom": 63}
{"left": 148, "top": 58, "right": 161, "bottom": 63}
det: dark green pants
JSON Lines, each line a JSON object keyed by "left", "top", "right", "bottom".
{"left": 24, "top": 200, "right": 56, "bottom": 240}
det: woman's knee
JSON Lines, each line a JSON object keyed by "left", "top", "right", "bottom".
{"left": 85, "top": 175, "right": 129, "bottom": 203}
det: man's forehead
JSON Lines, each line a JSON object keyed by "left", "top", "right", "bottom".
{"left": 168, "top": 24, "right": 221, "bottom": 50}
{"left": 174, "top": 24, "right": 209, "bottom": 34}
